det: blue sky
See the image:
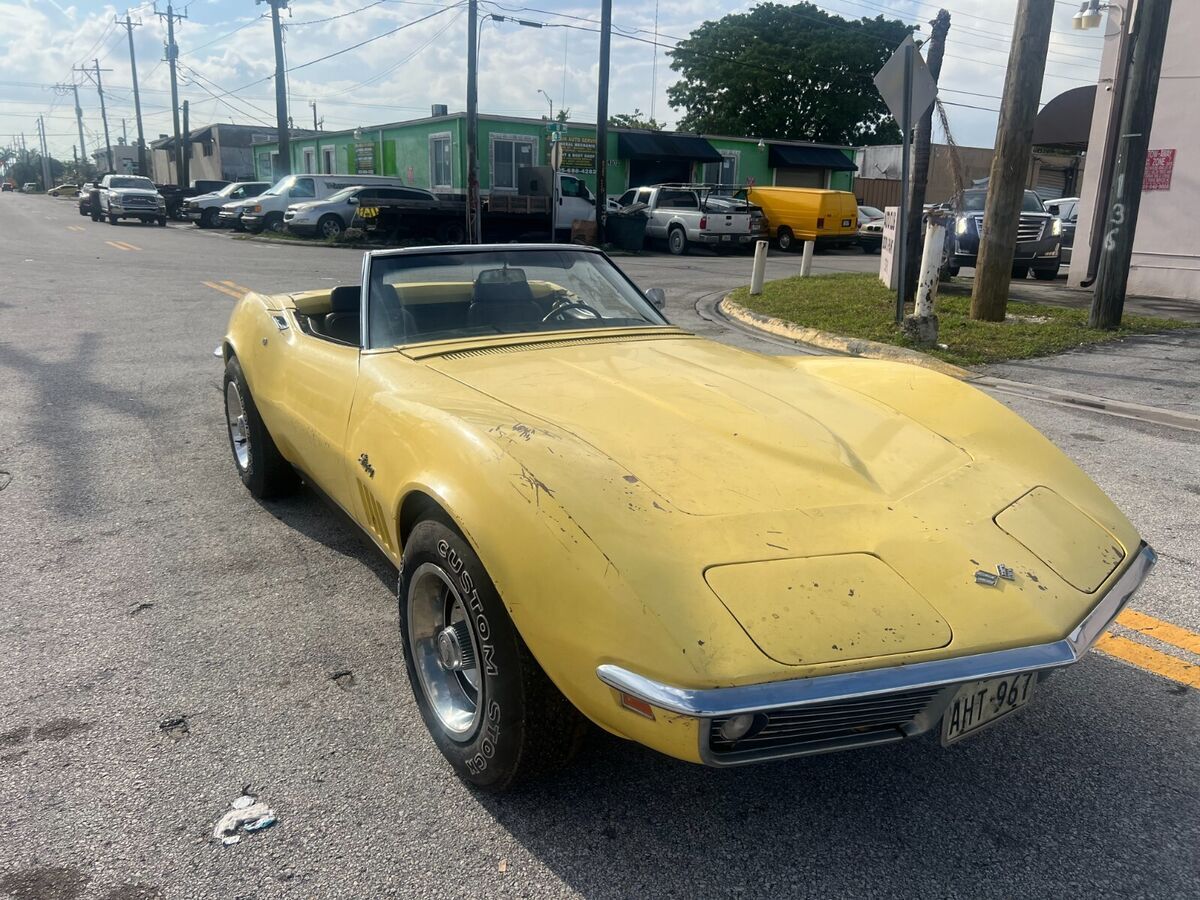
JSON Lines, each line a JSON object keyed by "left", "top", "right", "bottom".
{"left": 2, "top": 1, "right": 1106, "bottom": 162}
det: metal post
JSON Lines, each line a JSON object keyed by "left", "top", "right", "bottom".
{"left": 1090, "top": 0, "right": 1173, "bottom": 328}
{"left": 118, "top": 15, "right": 148, "bottom": 176}
{"left": 800, "top": 239, "right": 815, "bottom": 277}
{"left": 465, "top": 0, "right": 480, "bottom": 242}
{"left": 181, "top": 100, "right": 190, "bottom": 187}
{"left": 750, "top": 240, "right": 768, "bottom": 295}
{"left": 895, "top": 41, "right": 913, "bottom": 323}
{"left": 594, "top": 0, "right": 612, "bottom": 243}
{"left": 258, "top": 0, "right": 292, "bottom": 177}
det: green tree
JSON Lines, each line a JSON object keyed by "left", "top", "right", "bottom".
{"left": 667, "top": 2, "right": 910, "bottom": 145}
{"left": 608, "top": 109, "right": 662, "bottom": 131}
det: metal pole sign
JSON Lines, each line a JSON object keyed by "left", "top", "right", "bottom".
{"left": 874, "top": 35, "right": 937, "bottom": 323}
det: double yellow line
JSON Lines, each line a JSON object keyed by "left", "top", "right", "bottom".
{"left": 66, "top": 225, "right": 86, "bottom": 233}
{"left": 203, "top": 279, "right": 254, "bottom": 300}
{"left": 105, "top": 240, "right": 142, "bottom": 251}
{"left": 1097, "top": 609, "right": 1200, "bottom": 688}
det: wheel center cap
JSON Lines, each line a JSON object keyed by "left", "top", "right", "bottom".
{"left": 436, "top": 626, "right": 464, "bottom": 671}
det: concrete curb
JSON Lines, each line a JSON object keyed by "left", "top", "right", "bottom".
{"left": 718, "top": 296, "right": 973, "bottom": 380}
{"left": 232, "top": 234, "right": 373, "bottom": 250}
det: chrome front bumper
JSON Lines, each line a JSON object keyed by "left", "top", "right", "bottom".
{"left": 597, "top": 543, "right": 1155, "bottom": 765}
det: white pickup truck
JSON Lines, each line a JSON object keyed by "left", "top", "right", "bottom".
{"left": 614, "top": 184, "right": 759, "bottom": 255}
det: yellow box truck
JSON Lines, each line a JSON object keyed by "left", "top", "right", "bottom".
{"left": 744, "top": 187, "right": 859, "bottom": 251}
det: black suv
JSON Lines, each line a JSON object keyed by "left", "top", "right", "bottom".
{"left": 945, "top": 189, "right": 1062, "bottom": 280}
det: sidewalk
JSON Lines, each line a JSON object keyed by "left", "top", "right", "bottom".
{"left": 940, "top": 275, "right": 1200, "bottom": 323}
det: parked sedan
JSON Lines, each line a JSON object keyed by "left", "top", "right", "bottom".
{"left": 284, "top": 186, "right": 439, "bottom": 239}
{"left": 856, "top": 204, "right": 886, "bottom": 253}
{"left": 219, "top": 243, "right": 1153, "bottom": 790}
{"left": 1046, "top": 197, "right": 1079, "bottom": 265}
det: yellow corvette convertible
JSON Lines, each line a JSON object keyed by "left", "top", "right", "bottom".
{"left": 220, "top": 245, "right": 1154, "bottom": 790}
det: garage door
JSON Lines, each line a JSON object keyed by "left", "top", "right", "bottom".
{"left": 775, "top": 168, "right": 826, "bottom": 187}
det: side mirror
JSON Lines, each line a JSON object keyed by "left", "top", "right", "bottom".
{"left": 645, "top": 287, "right": 666, "bottom": 310}
{"left": 347, "top": 196, "right": 360, "bottom": 205}
{"left": 1047, "top": 204, "right": 1060, "bottom": 216}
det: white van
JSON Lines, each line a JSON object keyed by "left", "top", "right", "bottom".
{"left": 241, "top": 174, "right": 410, "bottom": 233}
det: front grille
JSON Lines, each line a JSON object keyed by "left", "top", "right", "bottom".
{"left": 973, "top": 214, "right": 1045, "bottom": 243}
{"left": 121, "top": 197, "right": 154, "bottom": 208}
{"left": 708, "top": 687, "right": 944, "bottom": 762}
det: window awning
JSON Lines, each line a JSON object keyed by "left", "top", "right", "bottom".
{"left": 617, "top": 132, "right": 723, "bottom": 163}
{"left": 769, "top": 144, "right": 858, "bottom": 171}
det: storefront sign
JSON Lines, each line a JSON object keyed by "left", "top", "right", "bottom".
{"left": 558, "top": 135, "right": 597, "bottom": 175}
{"left": 1143, "top": 149, "right": 1175, "bottom": 191}
{"left": 355, "top": 142, "right": 375, "bottom": 175}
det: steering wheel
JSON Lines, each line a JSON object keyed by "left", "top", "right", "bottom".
{"left": 542, "top": 301, "right": 602, "bottom": 323}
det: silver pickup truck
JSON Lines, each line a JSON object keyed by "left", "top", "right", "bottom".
{"left": 615, "top": 184, "right": 759, "bottom": 255}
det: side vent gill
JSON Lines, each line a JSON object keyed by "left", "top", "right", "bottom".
{"left": 357, "top": 481, "right": 394, "bottom": 552}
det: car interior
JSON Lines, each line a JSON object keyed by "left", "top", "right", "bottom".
{"left": 293, "top": 267, "right": 641, "bottom": 348}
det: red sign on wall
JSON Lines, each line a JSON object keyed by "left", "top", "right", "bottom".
{"left": 1143, "top": 149, "right": 1176, "bottom": 191}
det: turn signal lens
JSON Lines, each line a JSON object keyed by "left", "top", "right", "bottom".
{"left": 618, "top": 692, "right": 656, "bottom": 720}
{"left": 718, "top": 713, "right": 755, "bottom": 741}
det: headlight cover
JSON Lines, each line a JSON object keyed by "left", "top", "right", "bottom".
{"left": 1051, "top": 217, "right": 1062, "bottom": 236}
{"left": 956, "top": 215, "right": 969, "bottom": 235}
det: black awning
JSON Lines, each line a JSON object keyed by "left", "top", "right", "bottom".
{"left": 1032, "top": 85, "right": 1096, "bottom": 149}
{"left": 769, "top": 144, "right": 858, "bottom": 171}
{"left": 617, "top": 131, "right": 722, "bottom": 162}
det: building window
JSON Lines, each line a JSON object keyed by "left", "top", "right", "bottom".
{"left": 701, "top": 150, "right": 739, "bottom": 187}
{"left": 322, "top": 147, "right": 335, "bottom": 174}
{"left": 490, "top": 134, "right": 537, "bottom": 190}
{"left": 302, "top": 148, "right": 315, "bottom": 174}
{"left": 429, "top": 132, "right": 452, "bottom": 189}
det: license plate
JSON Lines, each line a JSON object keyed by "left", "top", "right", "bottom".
{"left": 941, "top": 672, "right": 1036, "bottom": 745}
{"left": 721, "top": 234, "right": 731, "bottom": 242}
{"left": 842, "top": 218, "right": 852, "bottom": 227}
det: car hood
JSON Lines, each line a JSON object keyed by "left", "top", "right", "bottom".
{"left": 425, "top": 333, "right": 970, "bottom": 517}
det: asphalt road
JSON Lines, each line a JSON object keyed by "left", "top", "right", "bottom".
{"left": 1, "top": 193, "right": 1196, "bottom": 900}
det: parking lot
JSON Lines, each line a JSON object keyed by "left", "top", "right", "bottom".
{"left": 1, "top": 192, "right": 1197, "bottom": 899}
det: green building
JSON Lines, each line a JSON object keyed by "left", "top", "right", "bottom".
{"left": 252, "top": 112, "right": 857, "bottom": 195}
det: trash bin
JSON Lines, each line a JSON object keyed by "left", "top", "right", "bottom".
{"left": 605, "top": 210, "right": 648, "bottom": 252}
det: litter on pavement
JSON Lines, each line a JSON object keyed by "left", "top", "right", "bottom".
{"left": 213, "top": 792, "right": 277, "bottom": 845}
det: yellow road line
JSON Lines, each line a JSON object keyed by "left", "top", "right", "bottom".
{"left": 117, "top": 241, "right": 142, "bottom": 251}
{"left": 67, "top": 225, "right": 85, "bottom": 232}
{"left": 221, "top": 280, "right": 255, "bottom": 294}
{"left": 203, "top": 281, "right": 245, "bottom": 300}
{"left": 105, "top": 240, "right": 132, "bottom": 251}
{"left": 1116, "top": 609, "right": 1200, "bottom": 655}
{"left": 1095, "top": 633, "right": 1200, "bottom": 689}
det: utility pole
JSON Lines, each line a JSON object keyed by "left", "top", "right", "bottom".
{"left": 122, "top": 118, "right": 128, "bottom": 144}
{"left": 117, "top": 13, "right": 148, "bottom": 177}
{"left": 37, "top": 116, "right": 52, "bottom": 189}
{"left": 594, "top": 0, "right": 612, "bottom": 243}
{"left": 1090, "top": 0, "right": 1173, "bottom": 328}
{"left": 903, "top": 10, "right": 951, "bottom": 305}
{"left": 76, "top": 60, "right": 114, "bottom": 174}
{"left": 310, "top": 100, "right": 320, "bottom": 131}
{"left": 970, "top": 0, "right": 1054, "bottom": 321}
{"left": 181, "top": 100, "right": 190, "bottom": 187}
{"left": 157, "top": 3, "right": 187, "bottom": 184}
{"left": 56, "top": 83, "right": 88, "bottom": 176}
{"left": 466, "top": 0, "right": 480, "bottom": 242}
{"left": 259, "top": 0, "right": 292, "bottom": 178}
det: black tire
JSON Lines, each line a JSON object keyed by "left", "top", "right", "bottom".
{"left": 667, "top": 226, "right": 688, "bottom": 256}
{"left": 438, "top": 220, "right": 466, "bottom": 244}
{"left": 317, "top": 214, "right": 344, "bottom": 240}
{"left": 399, "top": 516, "right": 586, "bottom": 792}
{"left": 1033, "top": 266, "right": 1060, "bottom": 281}
{"left": 777, "top": 226, "right": 795, "bottom": 252}
{"left": 222, "top": 356, "right": 297, "bottom": 499}
{"left": 263, "top": 212, "right": 285, "bottom": 234}
{"left": 1011, "top": 265, "right": 1030, "bottom": 280}
{"left": 108, "top": 213, "right": 118, "bottom": 225}
{"left": 78, "top": 207, "right": 87, "bottom": 217}
{"left": 157, "top": 217, "right": 167, "bottom": 227}
{"left": 200, "top": 208, "right": 218, "bottom": 229}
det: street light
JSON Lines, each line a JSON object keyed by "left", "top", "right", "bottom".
{"left": 537, "top": 88, "right": 553, "bottom": 123}
{"left": 1072, "top": 1, "right": 1104, "bottom": 30}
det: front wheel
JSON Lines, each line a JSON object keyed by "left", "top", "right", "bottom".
{"left": 263, "top": 212, "right": 285, "bottom": 234}
{"left": 667, "top": 226, "right": 688, "bottom": 256}
{"left": 108, "top": 213, "right": 118, "bottom": 225}
{"left": 200, "top": 208, "right": 218, "bottom": 228}
{"left": 223, "top": 356, "right": 297, "bottom": 499}
{"left": 1011, "top": 265, "right": 1030, "bottom": 280}
{"left": 777, "top": 226, "right": 795, "bottom": 252}
{"left": 317, "top": 215, "right": 344, "bottom": 240}
{"left": 1033, "top": 265, "right": 1060, "bottom": 281}
{"left": 399, "top": 517, "right": 586, "bottom": 791}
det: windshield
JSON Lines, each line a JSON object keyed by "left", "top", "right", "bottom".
{"left": 324, "top": 187, "right": 362, "bottom": 203}
{"left": 367, "top": 249, "right": 665, "bottom": 348}
{"left": 110, "top": 177, "right": 155, "bottom": 190}
{"left": 263, "top": 175, "right": 296, "bottom": 197}
{"left": 960, "top": 191, "right": 1044, "bottom": 213}
{"left": 859, "top": 205, "right": 884, "bottom": 219}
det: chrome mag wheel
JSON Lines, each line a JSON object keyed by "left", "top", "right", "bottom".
{"left": 225, "top": 380, "right": 251, "bottom": 471}
{"left": 407, "top": 562, "right": 484, "bottom": 741}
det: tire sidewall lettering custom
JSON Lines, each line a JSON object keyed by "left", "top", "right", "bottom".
{"left": 402, "top": 521, "right": 529, "bottom": 788}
